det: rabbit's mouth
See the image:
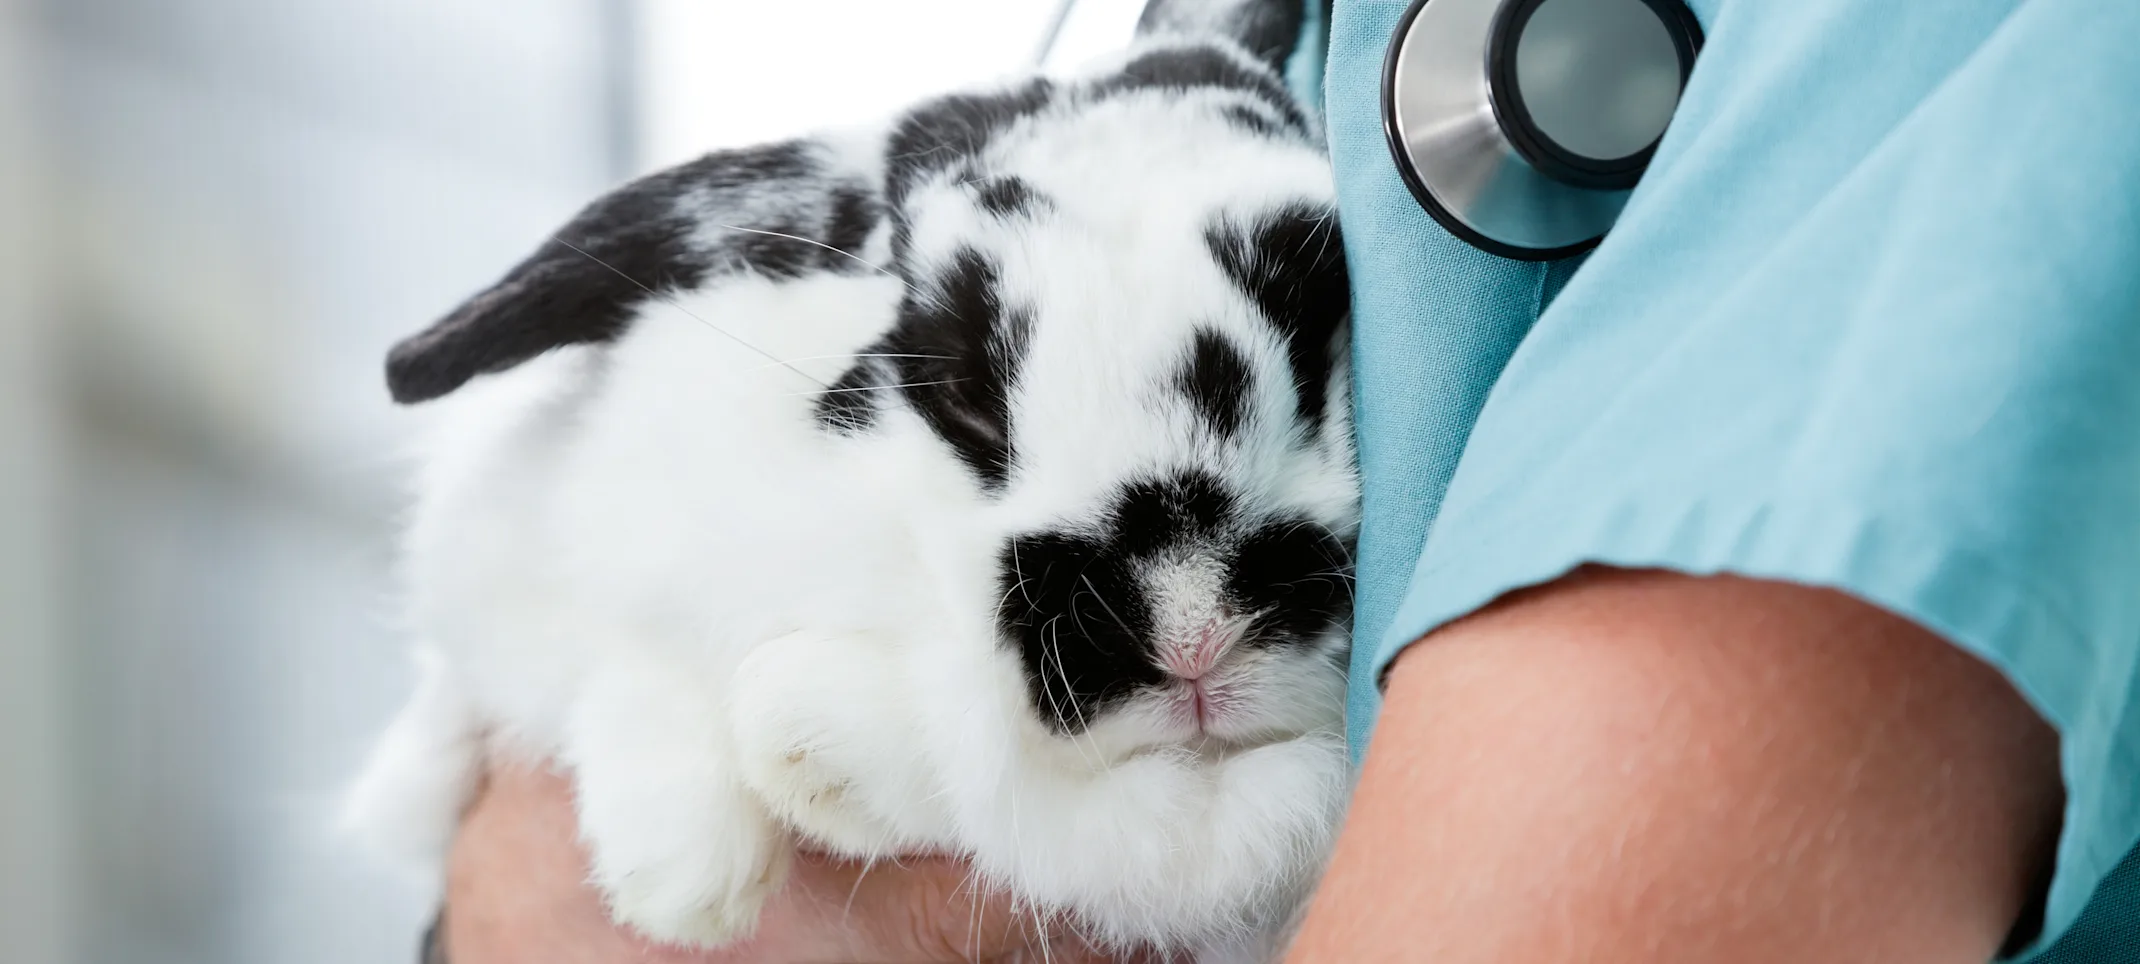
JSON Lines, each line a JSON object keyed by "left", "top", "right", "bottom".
{"left": 1154, "top": 616, "right": 1250, "bottom": 735}
{"left": 1139, "top": 643, "right": 1339, "bottom": 748}
{"left": 1164, "top": 676, "right": 1234, "bottom": 735}
{"left": 1048, "top": 638, "right": 1345, "bottom": 764}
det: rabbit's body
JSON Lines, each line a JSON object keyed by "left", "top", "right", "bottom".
{"left": 348, "top": 3, "right": 1359, "bottom": 958}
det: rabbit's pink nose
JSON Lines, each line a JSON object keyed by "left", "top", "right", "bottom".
{"left": 1162, "top": 621, "right": 1233, "bottom": 681}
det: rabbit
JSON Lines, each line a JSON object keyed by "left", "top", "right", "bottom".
{"left": 344, "top": 0, "right": 1359, "bottom": 958}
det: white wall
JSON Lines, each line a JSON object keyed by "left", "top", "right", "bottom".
{"left": 0, "top": 1, "right": 82, "bottom": 961}
{"left": 26, "top": 1, "right": 624, "bottom": 961}
{"left": 636, "top": 0, "right": 1144, "bottom": 169}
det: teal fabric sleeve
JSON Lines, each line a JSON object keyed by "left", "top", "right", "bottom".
{"left": 1329, "top": 0, "right": 2140, "bottom": 958}
{"left": 1326, "top": 1, "right": 1583, "bottom": 756}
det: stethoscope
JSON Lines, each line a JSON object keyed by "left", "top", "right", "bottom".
{"left": 1382, "top": 0, "right": 1702, "bottom": 260}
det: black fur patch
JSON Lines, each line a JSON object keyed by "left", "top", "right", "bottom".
{"left": 1227, "top": 519, "right": 1352, "bottom": 647}
{"left": 999, "top": 530, "right": 1166, "bottom": 733}
{"left": 386, "top": 181, "right": 702, "bottom": 403}
{"left": 867, "top": 247, "right": 1030, "bottom": 488}
{"left": 812, "top": 360, "right": 887, "bottom": 433}
{"left": 701, "top": 138, "right": 819, "bottom": 183}
{"left": 387, "top": 139, "right": 881, "bottom": 404}
{"left": 885, "top": 79, "right": 1056, "bottom": 212}
{"left": 1205, "top": 203, "right": 1349, "bottom": 429}
{"left": 1176, "top": 328, "right": 1253, "bottom": 440}
{"left": 997, "top": 469, "right": 1351, "bottom": 734}
{"left": 1093, "top": 46, "right": 1307, "bottom": 134}
{"left": 999, "top": 470, "right": 1238, "bottom": 732}
{"left": 1135, "top": 0, "right": 1308, "bottom": 67}
{"left": 1218, "top": 102, "right": 1299, "bottom": 141}
{"left": 706, "top": 179, "right": 879, "bottom": 279}
{"left": 819, "top": 185, "right": 882, "bottom": 270}
{"left": 883, "top": 81, "right": 1053, "bottom": 265}
{"left": 732, "top": 214, "right": 822, "bottom": 279}
{"left": 972, "top": 175, "right": 1048, "bottom": 219}
{"left": 1109, "top": 471, "right": 1239, "bottom": 557}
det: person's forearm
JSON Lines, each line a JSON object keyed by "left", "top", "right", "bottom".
{"left": 1288, "top": 568, "right": 2062, "bottom": 964}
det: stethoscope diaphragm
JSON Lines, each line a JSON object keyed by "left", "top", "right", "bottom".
{"left": 1382, "top": 0, "right": 1702, "bottom": 260}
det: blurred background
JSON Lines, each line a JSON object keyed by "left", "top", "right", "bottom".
{"left": 0, "top": 1, "right": 1144, "bottom": 961}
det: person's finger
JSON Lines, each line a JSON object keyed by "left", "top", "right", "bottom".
{"left": 451, "top": 762, "right": 1141, "bottom": 964}
{"left": 705, "top": 850, "right": 1132, "bottom": 964}
{"left": 446, "top": 763, "right": 714, "bottom": 964}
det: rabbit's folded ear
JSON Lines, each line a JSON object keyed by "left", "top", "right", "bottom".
{"left": 386, "top": 137, "right": 884, "bottom": 404}
{"left": 1134, "top": 0, "right": 1306, "bottom": 67}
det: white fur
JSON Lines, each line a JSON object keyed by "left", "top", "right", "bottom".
{"left": 348, "top": 41, "right": 1357, "bottom": 961}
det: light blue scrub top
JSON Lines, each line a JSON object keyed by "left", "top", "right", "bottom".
{"left": 1314, "top": 0, "right": 2140, "bottom": 958}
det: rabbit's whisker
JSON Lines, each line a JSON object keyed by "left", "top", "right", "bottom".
{"left": 708, "top": 222, "right": 901, "bottom": 283}
{"left": 550, "top": 236, "right": 830, "bottom": 389}
{"left": 782, "top": 377, "right": 968, "bottom": 398}
{"left": 707, "top": 223, "right": 958, "bottom": 317}
{"left": 750, "top": 352, "right": 955, "bottom": 372}
{"left": 1044, "top": 614, "right": 1106, "bottom": 772}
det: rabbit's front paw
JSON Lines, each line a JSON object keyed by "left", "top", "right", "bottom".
{"left": 598, "top": 833, "right": 785, "bottom": 947}
{"left": 580, "top": 777, "right": 791, "bottom": 947}
{"left": 743, "top": 735, "right": 878, "bottom": 850}
{"left": 566, "top": 660, "right": 792, "bottom": 947}
{"left": 731, "top": 632, "right": 955, "bottom": 858}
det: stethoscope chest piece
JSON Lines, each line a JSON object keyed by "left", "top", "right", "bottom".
{"left": 1383, "top": 0, "right": 1702, "bottom": 260}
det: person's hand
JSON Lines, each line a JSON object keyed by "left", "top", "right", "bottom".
{"left": 441, "top": 762, "right": 1140, "bottom": 963}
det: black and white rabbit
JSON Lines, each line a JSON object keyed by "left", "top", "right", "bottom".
{"left": 346, "top": 1, "right": 1358, "bottom": 958}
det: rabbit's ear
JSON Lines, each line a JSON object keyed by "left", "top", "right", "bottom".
{"left": 1134, "top": 0, "right": 1306, "bottom": 67}
{"left": 385, "top": 138, "right": 883, "bottom": 404}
